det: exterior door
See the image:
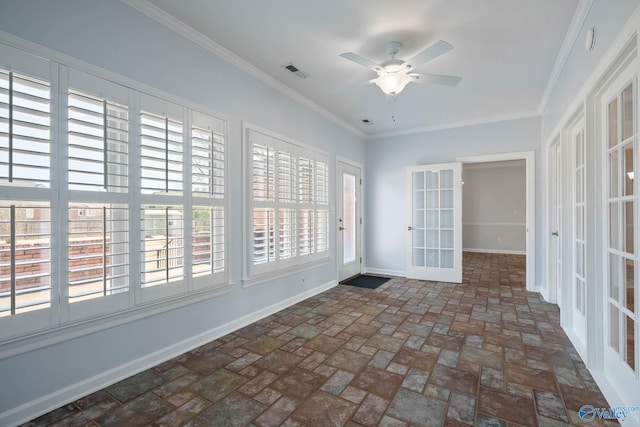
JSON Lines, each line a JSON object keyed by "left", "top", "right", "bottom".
{"left": 602, "top": 64, "right": 639, "bottom": 398}
{"left": 337, "top": 161, "right": 362, "bottom": 281}
{"left": 406, "top": 163, "right": 462, "bottom": 282}
{"left": 572, "top": 123, "right": 587, "bottom": 344}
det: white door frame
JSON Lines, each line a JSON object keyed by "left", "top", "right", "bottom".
{"left": 336, "top": 157, "right": 363, "bottom": 281}
{"left": 456, "top": 151, "right": 535, "bottom": 292}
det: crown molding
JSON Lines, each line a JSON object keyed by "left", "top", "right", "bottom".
{"left": 366, "top": 110, "right": 540, "bottom": 140}
{"left": 537, "top": 0, "right": 594, "bottom": 114}
{"left": 121, "top": 0, "right": 366, "bottom": 139}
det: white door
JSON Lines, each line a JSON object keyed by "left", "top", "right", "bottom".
{"left": 406, "top": 163, "right": 462, "bottom": 283}
{"left": 602, "top": 63, "right": 639, "bottom": 399}
{"left": 572, "top": 123, "right": 587, "bottom": 343}
{"left": 337, "top": 161, "right": 362, "bottom": 281}
{"left": 550, "top": 140, "right": 563, "bottom": 306}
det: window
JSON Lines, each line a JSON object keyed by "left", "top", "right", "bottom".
{"left": 245, "top": 126, "right": 329, "bottom": 280}
{"left": 0, "top": 45, "right": 54, "bottom": 336}
{"left": 0, "top": 42, "right": 228, "bottom": 341}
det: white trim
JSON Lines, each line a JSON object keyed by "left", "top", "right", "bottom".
{"left": 462, "top": 160, "right": 525, "bottom": 170}
{"left": 364, "top": 267, "right": 406, "bottom": 277}
{"left": 536, "top": 285, "right": 550, "bottom": 303}
{"left": 456, "top": 151, "right": 536, "bottom": 291}
{"left": 0, "top": 283, "right": 232, "bottom": 360}
{"left": 120, "top": 0, "right": 365, "bottom": 139}
{"left": 538, "top": 0, "right": 594, "bottom": 113}
{"left": 0, "top": 279, "right": 338, "bottom": 427}
{"left": 463, "top": 248, "right": 526, "bottom": 256}
{"left": 563, "top": 324, "right": 587, "bottom": 364}
{"left": 366, "top": 111, "right": 540, "bottom": 140}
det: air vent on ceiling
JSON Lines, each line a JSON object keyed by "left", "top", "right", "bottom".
{"left": 361, "top": 119, "right": 374, "bottom": 126}
{"left": 282, "top": 63, "right": 308, "bottom": 79}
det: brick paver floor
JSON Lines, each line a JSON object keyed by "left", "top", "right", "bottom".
{"left": 23, "top": 253, "right": 617, "bottom": 426}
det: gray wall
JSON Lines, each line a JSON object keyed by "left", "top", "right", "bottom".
{"left": 365, "top": 116, "right": 541, "bottom": 276}
{"left": 542, "top": 0, "right": 640, "bottom": 142}
{"left": 462, "top": 161, "right": 526, "bottom": 253}
{"left": 0, "top": 0, "right": 365, "bottom": 415}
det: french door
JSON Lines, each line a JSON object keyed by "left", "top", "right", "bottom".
{"left": 552, "top": 141, "right": 563, "bottom": 307}
{"left": 406, "top": 163, "right": 462, "bottom": 282}
{"left": 603, "top": 61, "right": 639, "bottom": 396}
{"left": 337, "top": 161, "right": 362, "bottom": 281}
{"left": 572, "top": 122, "right": 587, "bottom": 344}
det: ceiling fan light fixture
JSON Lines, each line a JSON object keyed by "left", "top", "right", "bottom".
{"left": 374, "top": 71, "right": 412, "bottom": 95}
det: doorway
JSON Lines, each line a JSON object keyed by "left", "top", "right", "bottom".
{"left": 456, "top": 152, "right": 535, "bottom": 291}
{"left": 337, "top": 159, "right": 362, "bottom": 282}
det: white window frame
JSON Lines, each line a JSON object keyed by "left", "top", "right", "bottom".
{"left": 0, "top": 38, "right": 230, "bottom": 348}
{"left": 243, "top": 123, "right": 330, "bottom": 285}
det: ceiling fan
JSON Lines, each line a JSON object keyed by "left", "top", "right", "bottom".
{"left": 339, "top": 40, "right": 461, "bottom": 97}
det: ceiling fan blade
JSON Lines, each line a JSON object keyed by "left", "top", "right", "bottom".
{"left": 340, "top": 52, "right": 383, "bottom": 72}
{"left": 407, "top": 40, "right": 453, "bottom": 68}
{"left": 411, "top": 73, "right": 461, "bottom": 86}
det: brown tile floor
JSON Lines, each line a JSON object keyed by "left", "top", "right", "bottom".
{"left": 23, "top": 253, "right": 618, "bottom": 427}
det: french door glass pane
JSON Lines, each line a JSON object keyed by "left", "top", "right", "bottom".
{"left": 624, "top": 143, "right": 634, "bottom": 196}
{"left": 611, "top": 304, "right": 620, "bottom": 353}
{"left": 426, "top": 230, "right": 438, "bottom": 248}
{"left": 440, "top": 170, "right": 453, "bottom": 188}
{"left": 426, "top": 211, "right": 439, "bottom": 229}
{"left": 414, "top": 190, "right": 425, "bottom": 209}
{"left": 626, "top": 315, "right": 635, "bottom": 371}
{"left": 610, "top": 253, "right": 620, "bottom": 302}
{"left": 414, "top": 210, "right": 425, "bottom": 228}
{"left": 426, "top": 249, "right": 438, "bottom": 267}
{"left": 576, "top": 205, "right": 584, "bottom": 240}
{"left": 413, "top": 171, "right": 425, "bottom": 189}
{"left": 610, "top": 202, "right": 619, "bottom": 250}
{"left": 624, "top": 201, "right": 634, "bottom": 254}
{"left": 426, "top": 171, "right": 438, "bottom": 189}
{"left": 622, "top": 83, "right": 634, "bottom": 141}
{"left": 441, "top": 190, "right": 453, "bottom": 209}
{"left": 441, "top": 230, "right": 454, "bottom": 249}
{"left": 625, "top": 258, "right": 635, "bottom": 313}
{"left": 414, "top": 229, "right": 425, "bottom": 248}
{"left": 609, "top": 100, "right": 618, "bottom": 148}
{"left": 441, "top": 210, "right": 453, "bottom": 228}
{"left": 426, "top": 190, "right": 438, "bottom": 208}
{"left": 413, "top": 249, "right": 425, "bottom": 267}
{"left": 441, "top": 250, "right": 454, "bottom": 268}
{"left": 610, "top": 150, "right": 620, "bottom": 197}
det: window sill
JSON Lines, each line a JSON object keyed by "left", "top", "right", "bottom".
{"left": 0, "top": 281, "right": 232, "bottom": 360}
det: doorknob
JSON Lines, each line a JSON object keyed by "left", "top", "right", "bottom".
{"left": 408, "top": 226, "right": 412, "bottom": 231}
{"left": 551, "top": 231, "right": 559, "bottom": 236}
{"left": 339, "top": 227, "right": 345, "bottom": 231}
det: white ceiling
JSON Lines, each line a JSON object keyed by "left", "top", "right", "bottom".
{"left": 143, "top": 0, "right": 580, "bottom": 137}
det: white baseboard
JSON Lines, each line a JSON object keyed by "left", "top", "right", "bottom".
{"left": 463, "top": 248, "right": 526, "bottom": 255}
{"left": 364, "top": 267, "right": 406, "bottom": 277}
{"left": 535, "top": 285, "right": 549, "bottom": 302}
{"left": 562, "top": 325, "right": 587, "bottom": 363}
{"left": 0, "top": 280, "right": 338, "bottom": 427}
{"left": 590, "top": 370, "right": 640, "bottom": 426}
